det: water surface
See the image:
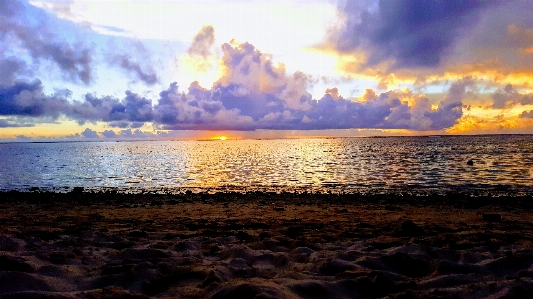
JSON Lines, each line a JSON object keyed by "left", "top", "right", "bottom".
{"left": 1, "top": 135, "right": 532, "bottom": 194}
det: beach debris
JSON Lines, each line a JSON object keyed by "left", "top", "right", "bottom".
{"left": 479, "top": 213, "right": 502, "bottom": 222}
{"left": 401, "top": 220, "right": 425, "bottom": 236}
{"left": 467, "top": 159, "right": 474, "bottom": 166}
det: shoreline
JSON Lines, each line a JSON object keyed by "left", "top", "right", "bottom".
{"left": 1, "top": 192, "right": 533, "bottom": 298}
{"left": 3, "top": 184, "right": 533, "bottom": 197}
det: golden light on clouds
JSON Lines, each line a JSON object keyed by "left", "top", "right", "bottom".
{"left": 3, "top": 0, "right": 532, "bottom": 139}
{"left": 0, "top": 120, "right": 98, "bottom": 139}
{"left": 449, "top": 103, "right": 533, "bottom": 134}
{"left": 175, "top": 52, "right": 221, "bottom": 89}
{"left": 523, "top": 47, "right": 533, "bottom": 55}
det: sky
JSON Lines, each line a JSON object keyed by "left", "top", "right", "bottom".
{"left": 1, "top": 0, "right": 533, "bottom": 141}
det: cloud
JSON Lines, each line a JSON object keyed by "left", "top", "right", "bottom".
{"left": 110, "top": 54, "right": 159, "bottom": 85}
{"left": 15, "top": 135, "right": 32, "bottom": 140}
{"left": 325, "top": 1, "right": 533, "bottom": 90}
{"left": 217, "top": 41, "right": 313, "bottom": 111}
{"left": 492, "top": 84, "right": 533, "bottom": 109}
{"left": 177, "top": 25, "right": 219, "bottom": 76}
{"left": 520, "top": 111, "right": 533, "bottom": 118}
{"left": 423, "top": 79, "right": 471, "bottom": 130}
{"left": 0, "top": 0, "right": 93, "bottom": 84}
{"left": 81, "top": 128, "right": 99, "bottom": 138}
{"left": 117, "top": 129, "right": 160, "bottom": 139}
{"left": 0, "top": 80, "right": 70, "bottom": 118}
{"left": 188, "top": 25, "right": 215, "bottom": 58}
{"left": 68, "top": 90, "right": 153, "bottom": 128}
{"left": 75, "top": 128, "right": 195, "bottom": 140}
{"left": 0, "top": 19, "right": 478, "bottom": 135}
{"left": 0, "top": 78, "right": 155, "bottom": 129}
{"left": 101, "top": 130, "right": 118, "bottom": 138}
{"left": 152, "top": 82, "right": 255, "bottom": 131}
{"left": 2, "top": 1, "right": 159, "bottom": 88}
{"left": 0, "top": 58, "right": 26, "bottom": 86}
{"left": 108, "top": 41, "right": 160, "bottom": 85}
{"left": 0, "top": 118, "right": 35, "bottom": 128}
{"left": 328, "top": 0, "right": 492, "bottom": 69}
{"left": 0, "top": 40, "right": 469, "bottom": 132}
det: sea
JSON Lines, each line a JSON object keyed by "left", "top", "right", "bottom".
{"left": 1, "top": 135, "right": 532, "bottom": 195}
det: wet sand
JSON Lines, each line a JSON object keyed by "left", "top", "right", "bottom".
{"left": 1, "top": 191, "right": 533, "bottom": 298}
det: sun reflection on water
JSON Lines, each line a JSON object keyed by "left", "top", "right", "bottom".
{"left": 0, "top": 136, "right": 532, "bottom": 193}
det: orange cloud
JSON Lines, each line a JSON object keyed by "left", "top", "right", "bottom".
{"left": 523, "top": 48, "right": 533, "bottom": 55}
{"left": 448, "top": 112, "right": 533, "bottom": 134}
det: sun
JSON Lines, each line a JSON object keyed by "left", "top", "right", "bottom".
{"left": 210, "top": 135, "right": 228, "bottom": 140}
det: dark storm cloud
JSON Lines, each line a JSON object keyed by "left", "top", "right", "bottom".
{"left": 0, "top": 80, "right": 69, "bottom": 118}
{"left": 0, "top": 0, "right": 93, "bottom": 84}
{"left": 330, "top": 0, "right": 492, "bottom": 69}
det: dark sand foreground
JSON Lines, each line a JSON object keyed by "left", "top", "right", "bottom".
{"left": 1, "top": 191, "right": 533, "bottom": 298}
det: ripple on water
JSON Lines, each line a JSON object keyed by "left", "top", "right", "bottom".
{"left": 0, "top": 136, "right": 532, "bottom": 193}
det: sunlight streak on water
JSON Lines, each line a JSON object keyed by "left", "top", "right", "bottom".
{"left": 0, "top": 136, "right": 532, "bottom": 194}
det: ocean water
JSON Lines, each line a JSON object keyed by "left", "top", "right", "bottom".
{"left": 1, "top": 135, "right": 532, "bottom": 194}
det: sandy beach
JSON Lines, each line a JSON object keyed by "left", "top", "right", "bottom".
{"left": 1, "top": 191, "right": 533, "bottom": 298}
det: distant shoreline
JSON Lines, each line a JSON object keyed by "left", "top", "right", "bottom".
{"left": 2, "top": 133, "right": 533, "bottom": 144}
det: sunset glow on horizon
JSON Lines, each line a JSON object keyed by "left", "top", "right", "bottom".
{"left": 1, "top": 0, "right": 533, "bottom": 141}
